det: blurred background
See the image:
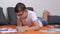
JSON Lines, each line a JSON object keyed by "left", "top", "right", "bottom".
{"left": 0, "top": 0, "right": 60, "bottom": 17}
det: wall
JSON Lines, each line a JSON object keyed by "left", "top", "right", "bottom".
{"left": 0, "top": 0, "right": 60, "bottom": 18}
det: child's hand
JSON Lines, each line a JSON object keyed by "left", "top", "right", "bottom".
{"left": 23, "top": 26, "right": 30, "bottom": 30}
{"left": 16, "top": 26, "right": 25, "bottom": 32}
{"left": 17, "top": 26, "right": 30, "bottom": 32}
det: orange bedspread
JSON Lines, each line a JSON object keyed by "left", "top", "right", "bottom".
{"left": 0, "top": 25, "right": 60, "bottom": 34}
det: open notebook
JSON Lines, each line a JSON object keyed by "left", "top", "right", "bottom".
{"left": 0, "top": 28, "right": 26, "bottom": 33}
{"left": 39, "top": 28, "right": 60, "bottom": 33}
{"left": 0, "top": 28, "right": 17, "bottom": 33}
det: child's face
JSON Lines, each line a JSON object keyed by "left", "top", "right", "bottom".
{"left": 17, "top": 10, "right": 27, "bottom": 19}
{"left": 17, "top": 11, "right": 24, "bottom": 17}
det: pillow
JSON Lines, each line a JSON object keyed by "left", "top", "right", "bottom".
{"left": 48, "top": 16, "right": 60, "bottom": 25}
{"left": 0, "top": 7, "right": 9, "bottom": 25}
{"left": 7, "top": 7, "right": 17, "bottom": 25}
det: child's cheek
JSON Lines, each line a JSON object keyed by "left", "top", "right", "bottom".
{"left": 21, "top": 15, "right": 25, "bottom": 19}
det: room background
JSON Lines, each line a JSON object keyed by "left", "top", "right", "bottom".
{"left": 0, "top": 0, "right": 60, "bottom": 18}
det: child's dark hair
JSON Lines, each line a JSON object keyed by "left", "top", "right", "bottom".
{"left": 15, "top": 2, "right": 27, "bottom": 13}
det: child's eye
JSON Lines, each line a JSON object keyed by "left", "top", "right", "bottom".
{"left": 18, "top": 14, "right": 23, "bottom": 16}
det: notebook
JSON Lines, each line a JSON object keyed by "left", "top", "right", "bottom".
{"left": 39, "top": 28, "right": 60, "bottom": 33}
{"left": 0, "top": 28, "right": 17, "bottom": 33}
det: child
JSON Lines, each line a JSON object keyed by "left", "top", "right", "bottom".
{"left": 15, "top": 2, "right": 43, "bottom": 31}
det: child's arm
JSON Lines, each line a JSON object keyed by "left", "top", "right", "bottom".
{"left": 17, "top": 18, "right": 22, "bottom": 26}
